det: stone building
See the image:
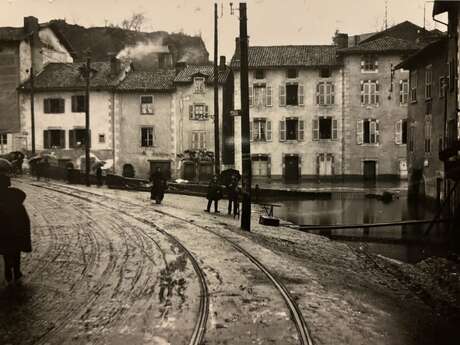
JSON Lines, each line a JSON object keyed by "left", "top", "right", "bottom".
{"left": 231, "top": 42, "right": 343, "bottom": 182}
{"left": 396, "top": 38, "right": 449, "bottom": 204}
{"left": 0, "top": 16, "right": 74, "bottom": 154}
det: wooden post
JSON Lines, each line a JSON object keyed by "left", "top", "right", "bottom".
{"left": 213, "top": 3, "right": 220, "bottom": 176}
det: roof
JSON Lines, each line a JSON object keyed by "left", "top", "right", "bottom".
{"left": 117, "top": 70, "right": 176, "bottom": 91}
{"left": 339, "top": 36, "right": 421, "bottom": 54}
{"left": 0, "top": 27, "right": 27, "bottom": 42}
{"left": 433, "top": 0, "right": 456, "bottom": 16}
{"left": 174, "top": 64, "right": 232, "bottom": 84}
{"left": 359, "top": 21, "right": 432, "bottom": 45}
{"left": 230, "top": 45, "right": 340, "bottom": 69}
{"left": 20, "top": 62, "right": 121, "bottom": 91}
{"left": 395, "top": 37, "right": 448, "bottom": 70}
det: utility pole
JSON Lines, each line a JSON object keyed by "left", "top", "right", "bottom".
{"left": 30, "top": 65, "right": 36, "bottom": 155}
{"left": 84, "top": 56, "right": 91, "bottom": 186}
{"left": 213, "top": 2, "right": 220, "bottom": 176}
{"left": 239, "top": 2, "right": 251, "bottom": 231}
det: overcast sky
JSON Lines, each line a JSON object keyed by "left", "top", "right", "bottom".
{"left": 1, "top": 0, "right": 446, "bottom": 59}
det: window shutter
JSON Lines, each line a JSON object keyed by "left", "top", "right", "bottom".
{"left": 59, "top": 99, "right": 65, "bottom": 113}
{"left": 313, "top": 119, "right": 319, "bottom": 141}
{"left": 266, "top": 86, "right": 272, "bottom": 107}
{"left": 316, "top": 83, "right": 320, "bottom": 105}
{"left": 249, "top": 85, "right": 254, "bottom": 107}
{"left": 59, "top": 130, "right": 66, "bottom": 148}
{"left": 298, "top": 84, "right": 304, "bottom": 106}
{"left": 395, "top": 120, "right": 402, "bottom": 144}
{"left": 279, "top": 85, "right": 286, "bottom": 106}
{"left": 43, "top": 130, "right": 49, "bottom": 149}
{"left": 266, "top": 120, "right": 272, "bottom": 141}
{"left": 331, "top": 83, "right": 335, "bottom": 104}
{"left": 375, "top": 120, "right": 380, "bottom": 143}
{"left": 298, "top": 120, "right": 305, "bottom": 141}
{"left": 44, "top": 99, "right": 50, "bottom": 114}
{"left": 71, "top": 96, "right": 77, "bottom": 112}
{"left": 249, "top": 120, "right": 253, "bottom": 142}
{"left": 69, "top": 130, "right": 75, "bottom": 148}
{"left": 191, "top": 132, "right": 197, "bottom": 149}
{"left": 357, "top": 120, "right": 364, "bottom": 144}
{"left": 279, "top": 120, "right": 286, "bottom": 141}
{"left": 360, "top": 81, "right": 364, "bottom": 104}
{"left": 189, "top": 105, "right": 194, "bottom": 118}
{"left": 332, "top": 119, "right": 338, "bottom": 140}
{"left": 205, "top": 105, "right": 209, "bottom": 118}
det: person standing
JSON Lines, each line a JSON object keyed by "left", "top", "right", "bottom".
{"left": 96, "top": 166, "right": 103, "bottom": 187}
{"left": 0, "top": 174, "right": 31, "bottom": 283}
{"left": 150, "top": 167, "right": 167, "bottom": 204}
{"left": 227, "top": 176, "right": 240, "bottom": 217}
{"left": 205, "top": 175, "right": 222, "bottom": 213}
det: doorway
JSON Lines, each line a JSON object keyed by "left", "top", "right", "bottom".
{"left": 149, "top": 160, "right": 171, "bottom": 179}
{"left": 318, "top": 154, "right": 333, "bottom": 176}
{"left": 363, "top": 160, "right": 377, "bottom": 180}
{"left": 183, "top": 161, "right": 196, "bottom": 181}
{"left": 284, "top": 155, "right": 300, "bottom": 182}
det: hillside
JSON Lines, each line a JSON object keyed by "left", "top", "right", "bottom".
{"left": 49, "top": 20, "right": 209, "bottom": 64}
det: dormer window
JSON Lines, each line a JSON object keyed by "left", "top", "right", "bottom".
{"left": 286, "top": 69, "right": 298, "bottom": 79}
{"left": 194, "top": 77, "right": 205, "bottom": 93}
{"left": 254, "top": 70, "right": 265, "bottom": 79}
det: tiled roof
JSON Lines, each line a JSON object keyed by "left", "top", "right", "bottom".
{"left": 230, "top": 45, "right": 339, "bottom": 69}
{"left": 117, "top": 70, "right": 176, "bottom": 91}
{"left": 20, "top": 62, "right": 120, "bottom": 90}
{"left": 395, "top": 37, "right": 448, "bottom": 70}
{"left": 0, "top": 27, "right": 27, "bottom": 42}
{"left": 174, "top": 65, "right": 232, "bottom": 84}
{"left": 339, "top": 36, "right": 421, "bottom": 53}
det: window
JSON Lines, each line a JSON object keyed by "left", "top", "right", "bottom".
{"left": 409, "top": 123, "right": 416, "bottom": 153}
{"left": 71, "top": 95, "right": 87, "bottom": 112}
{"left": 360, "top": 80, "right": 380, "bottom": 105}
{"left": 399, "top": 80, "right": 409, "bottom": 105}
{"left": 44, "top": 98, "right": 65, "bottom": 113}
{"left": 141, "top": 127, "right": 155, "bottom": 147}
{"left": 361, "top": 55, "right": 378, "bottom": 72}
{"left": 439, "top": 77, "right": 446, "bottom": 98}
{"left": 280, "top": 83, "right": 304, "bottom": 106}
{"left": 395, "top": 119, "right": 407, "bottom": 144}
{"left": 140, "top": 95, "right": 154, "bottom": 114}
{"left": 425, "top": 66, "right": 432, "bottom": 100}
{"left": 43, "top": 129, "right": 65, "bottom": 149}
{"left": 194, "top": 77, "right": 205, "bottom": 93}
{"left": 320, "top": 67, "right": 331, "bottom": 78}
{"left": 252, "top": 155, "right": 270, "bottom": 177}
{"left": 280, "top": 117, "right": 304, "bottom": 141}
{"left": 98, "top": 134, "right": 105, "bottom": 143}
{"left": 316, "top": 82, "right": 335, "bottom": 105}
{"left": 410, "top": 70, "right": 417, "bottom": 102}
{"left": 0, "top": 134, "right": 7, "bottom": 145}
{"left": 191, "top": 131, "right": 207, "bottom": 149}
{"left": 357, "top": 119, "right": 379, "bottom": 144}
{"left": 69, "top": 128, "right": 88, "bottom": 148}
{"left": 425, "top": 100, "right": 432, "bottom": 115}
{"left": 250, "top": 85, "right": 272, "bottom": 107}
{"left": 313, "top": 117, "right": 338, "bottom": 140}
{"left": 189, "top": 104, "right": 209, "bottom": 120}
{"left": 254, "top": 70, "right": 265, "bottom": 79}
{"left": 251, "top": 118, "right": 272, "bottom": 142}
{"left": 425, "top": 115, "right": 432, "bottom": 154}
{"left": 287, "top": 69, "right": 298, "bottom": 79}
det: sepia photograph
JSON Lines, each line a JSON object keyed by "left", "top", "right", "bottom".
{"left": 0, "top": 0, "right": 459, "bottom": 344}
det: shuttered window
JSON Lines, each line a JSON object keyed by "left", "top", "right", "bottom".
{"left": 141, "top": 127, "right": 155, "bottom": 147}
{"left": 316, "top": 82, "right": 335, "bottom": 105}
{"left": 399, "top": 80, "right": 409, "bottom": 104}
{"left": 191, "top": 131, "right": 207, "bottom": 149}
{"left": 280, "top": 118, "right": 303, "bottom": 141}
{"left": 44, "top": 98, "right": 65, "bottom": 113}
{"left": 71, "top": 95, "right": 87, "bottom": 112}
{"left": 360, "top": 80, "right": 379, "bottom": 105}
{"left": 357, "top": 119, "right": 379, "bottom": 144}
{"left": 69, "top": 128, "right": 90, "bottom": 148}
{"left": 410, "top": 70, "right": 417, "bottom": 102}
{"left": 43, "top": 129, "right": 65, "bottom": 148}
{"left": 140, "top": 95, "right": 154, "bottom": 114}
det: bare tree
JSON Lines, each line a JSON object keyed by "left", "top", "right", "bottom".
{"left": 121, "top": 12, "right": 146, "bottom": 32}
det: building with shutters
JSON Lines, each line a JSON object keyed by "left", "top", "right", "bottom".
{"left": 230, "top": 41, "right": 343, "bottom": 182}
{"left": 173, "top": 59, "right": 234, "bottom": 182}
{"left": 0, "top": 16, "right": 74, "bottom": 153}
{"left": 337, "top": 21, "right": 442, "bottom": 180}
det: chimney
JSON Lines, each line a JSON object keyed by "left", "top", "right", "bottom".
{"left": 109, "top": 54, "right": 121, "bottom": 76}
{"left": 24, "top": 16, "right": 39, "bottom": 36}
{"left": 219, "top": 56, "right": 226, "bottom": 70}
{"left": 175, "top": 61, "right": 187, "bottom": 75}
{"left": 333, "top": 32, "right": 349, "bottom": 49}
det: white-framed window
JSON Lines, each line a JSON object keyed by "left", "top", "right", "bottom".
{"left": 360, "top": 80, "right": 380, "bottom": 105}
{"left": 410, "top": 70, "right": 417, "bottom": 102}
{"left": 425, "top": 65, "right": 432, "bottom": 100}
{"left": 316, "top": 82, "right": 335, "bottom": 105}
{"left": 361, "top": 55, "right": 378, "bottom": 72}
{"left": 191, "top": 131, "right": 207, "bottom": 149}
{"left": 279, "top": 117, "right": 304, "bottom": 141}
{"left": 425, "top": 115, "right": 432, "bottom": 154}
{"left": 279, "top": 83, "right": 304, "bottom": 106}
{"left": 140, "top": 95, "right": 154, "bottom": 114}
{"left": 312, "top": 117, "right": 338, "bottom": 140}
{"left": 249, "top": 84, "right": 272, "bottom": 107}
{"left": 141, "top": 127, "right": 155, "bottom": 147}
{"left": 189, "top": 104, "right": 209, "bottom": 120}
{"left": 250, "top": 118, "right": 272, "bottom": 142}
{"left": 0, "top": 133, "right": 7, "bottom": 145}
{"left": 399, "top": 80, "right": 409, "bottom": 105}
{"left": 194, "top": 77, "right": 205, "bottom": 93}
{"left": 357, "top": 119, "right": 380, "bottom": 145}
{"left": 395, "top": 119, "right": 408, "bottom": 145}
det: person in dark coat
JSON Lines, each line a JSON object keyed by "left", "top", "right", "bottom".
{"left": 96, "top": 166, "right": 103, "bottom": 187}
{"left": 0, "top": 174, "right": 31, "bottom": 283}
{"left": 205, "top": 175, "right": 222, "bottom": 213}
{"left": 227, "top": 176, "right": 240, "bottom": 217}
{"left": 150, "top": 168, "right": 167, "bottom": 204}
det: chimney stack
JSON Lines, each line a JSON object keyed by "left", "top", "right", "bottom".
{"left": 219, "top": 56, "right": 226, "bottom": 70}
{"left": 109, "top": 53, "right": 121, "bottom": 76}
{"left": 333, "top": 32, "right": 349, "bottom": 49}
{"left": 24, "top": 16, "right": 39, "bottom": 36}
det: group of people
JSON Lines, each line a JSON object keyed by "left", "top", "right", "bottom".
{"left": 0, "top": 174, "right": 31, "bottom": 284}
{"left": 205, "top": 175, "right": 241, "bottom": 217}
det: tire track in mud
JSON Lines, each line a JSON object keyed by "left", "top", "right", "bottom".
{"left": 36, "top": 182, "right": 313, "bottom": 345}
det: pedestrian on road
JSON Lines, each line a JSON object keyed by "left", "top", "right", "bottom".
{"left": 205, "top": 175, "right": 222, "bottom": 213}
{"left": 0, "top": 174, "right": 31, "bottom": 283}
{"left": 227, "top": 176, "right": 240, "bottom": 218}
{"left": 96, "top": 166, "right": 103, "bottom": 187}
{"left": 150, "top": 167, "right": 167, "bottom": 204}
{"left": 42, "top": 157, "right": 50, "bottom": 181}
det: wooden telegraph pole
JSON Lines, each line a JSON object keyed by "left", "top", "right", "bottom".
{"left": 30, "top": 65, "right": 35, "bottom": 155}
{"left": 213, "top": 2, "right": 220, "bottom": 175}
{"left": 84, "top": 56, "right": 91, "bottom": 186}
{"left": 239, "top": 2, "right": 251, "bottom": 231}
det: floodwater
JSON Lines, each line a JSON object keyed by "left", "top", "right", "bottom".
{"left": 270, "top": 192, "right": 451, "bottom": 263}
